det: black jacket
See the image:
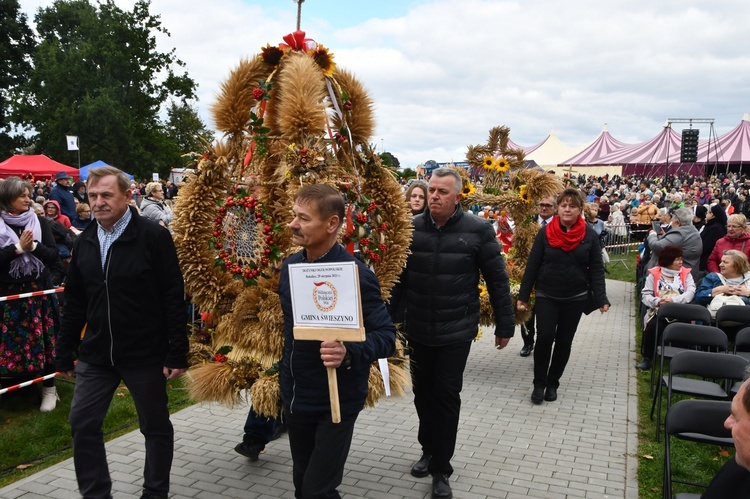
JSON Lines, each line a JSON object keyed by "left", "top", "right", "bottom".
{"left": 56, "top": 207, "right": 188, "bottom": 371}
{"left": 518, "top": 219, "right": 609, "bottom": 309}
{"left": 390, "top": 206, "right": 515, "bottom": 345}
{"left": 279, "top": 244, "right": 396, "bottom": 416}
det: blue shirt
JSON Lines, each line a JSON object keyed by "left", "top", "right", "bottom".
{"left": 96, "top": 209, "right": 133, "bottom": 271}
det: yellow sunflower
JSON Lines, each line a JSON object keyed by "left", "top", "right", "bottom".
{"left": 482, "top": 155, "right": 497, "bottom": 171}
{"left": 519, "top": 184, "right": 533, "bottom": 204}
{"left": 308, "top": 45, "right": 336, "bottom": 76}
{"left": 462, "top": 182, "right": 476, "bottom": 197}
{"left": 496, "top": 157, "right": 511, "bottom": 173}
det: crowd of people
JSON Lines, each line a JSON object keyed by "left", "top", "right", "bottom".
{"left": 4, "top": 166, "right": 750, "bottom": 498}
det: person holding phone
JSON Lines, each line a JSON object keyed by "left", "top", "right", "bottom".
{"left": 646, "top": 207, "right": 703, "bottom": 282}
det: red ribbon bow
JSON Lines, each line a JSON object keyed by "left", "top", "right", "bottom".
{"left": 281, "top": 30, "right": 315, "bottom": 51}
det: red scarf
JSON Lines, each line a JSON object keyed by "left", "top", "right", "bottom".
{"left": 546, "top": 215, "right": 586, "bottom": 252}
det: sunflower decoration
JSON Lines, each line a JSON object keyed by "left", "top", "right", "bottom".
{"left": 462, "top": 125, "right": 563, "bottom": 325}
{"left": 495, "top": 157, "right": 511, "bottom": 173}
{"left": 462, "top": 180, "right": 476, "bottom": 197}
{"left": 519, "top": 184, "right": 533, "bottom": 204}
{"left": 172, "top": 29, "right": 413, "bottom": 412}
{"left": 308, "top": 45, "right": 336, "bottom": 76}
{"left": 482, "top": 155, "right": 497, "bottom": 171}
{"left": 261, "top": 44, "right": 284, "bottom": 67}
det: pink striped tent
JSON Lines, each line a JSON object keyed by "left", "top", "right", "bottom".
{"left": 559, "top": 125, "right": 628, "bottom": 165}
{"left": 594, "top": 127, "right": 699, "bottom": 176}
{"left": 697, "top": 113, "right": 750, "bottom": 166}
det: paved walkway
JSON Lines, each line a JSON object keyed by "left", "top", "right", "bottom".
{"left": 1, "top": 280, "right": 638, "bottom": 499}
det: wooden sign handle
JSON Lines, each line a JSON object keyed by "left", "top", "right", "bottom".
{"left": 327, "top": 367, "right": 341, "bottom": 423}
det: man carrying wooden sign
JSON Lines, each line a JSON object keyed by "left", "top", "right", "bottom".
{"left": 278, "top": 184, "right": 396, "bottom": 499}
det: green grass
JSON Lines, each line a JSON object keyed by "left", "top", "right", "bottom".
{"left": 0, "top": 376, "right": 193, "bottom": 488}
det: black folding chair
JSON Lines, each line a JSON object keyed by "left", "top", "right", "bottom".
{"left": 663, "top": 399, "right": 733, "bottom": 499}
{"left": 714, "top": 304, "right": 750, "bottom": 343}
{"left": 648, "top": 303, "right": 712, "bottom": 397}
{"left": 650, "top": 324, "right": 728, "bottom": 439}
{"left": 734, "top": 327, "right": 750, "bottom": 362}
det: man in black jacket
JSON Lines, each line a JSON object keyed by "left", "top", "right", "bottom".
{"left": 56, "top": 166, "right": 188, "bottom": 499}
{"left": 279, "top": 184, "right": 396, "bottom": 499}
{"left": 390, "top": 167, "right": 515, "bottom": 499}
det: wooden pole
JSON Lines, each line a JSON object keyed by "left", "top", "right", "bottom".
{"left": 327, "top": 367, "right": 341, "bottom": 423}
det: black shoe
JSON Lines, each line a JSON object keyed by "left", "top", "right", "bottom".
{"left": 531, "top": 387, "right": 544, "bottom": 405}
{"left": 544, "top": 387, "right": 557, "bottom": 402}
{"left": 520, "top": 344, "right": 533, "bottom": 357}
{"left": 411, "top": 453, "right": 432, "bottom": 478}
{"left": 636, "top": 358, "right": 653, "bottom": 370}
{"left": 234, "top": 441, "right": 264, "bottom": 461}
{"left": 140, "top": 494, "right": 167, "bottom": 499}
{"left": 431, "top": 473, "right": 453, "bottom": 499}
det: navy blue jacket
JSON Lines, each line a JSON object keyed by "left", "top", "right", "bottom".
{"left": 278, "top": 244, "right": 396, "bottom": 416}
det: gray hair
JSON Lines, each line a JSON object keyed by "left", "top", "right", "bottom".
{"left": 0, "top": 176, "right": 33, "bottom": 212}
{"left": 672, "top": 207, "right": 694, "bottom": 226}
{"left": 430, "top": 167, "right": 463, "bottom": 193}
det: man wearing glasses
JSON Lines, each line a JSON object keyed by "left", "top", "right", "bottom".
{"left": 520, "top": 196, "right": 557, "bottom": 357}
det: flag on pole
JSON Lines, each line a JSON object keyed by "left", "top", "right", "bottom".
{"left": 66, "top": 135, "right": 79, "bottom": 151}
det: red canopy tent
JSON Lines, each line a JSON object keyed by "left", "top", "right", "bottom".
{"left": 0, "top": 155, "right": 79, "bottom": 180}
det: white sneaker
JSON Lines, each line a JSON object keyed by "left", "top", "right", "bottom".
{"left": 40, "top": 386, "right": 59, "bottom": 412}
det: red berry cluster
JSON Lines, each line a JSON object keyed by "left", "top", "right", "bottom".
{"left": 253, "top": 88, "right": 265, "bottom": 100}
{"left": 213, "top": 353, "right": 228, "bottom": 363}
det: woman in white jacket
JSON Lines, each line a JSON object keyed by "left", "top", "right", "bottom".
{"left": 140, "top": 181, "right": 173, "bottom": 228}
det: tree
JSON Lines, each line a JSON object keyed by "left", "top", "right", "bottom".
{"left": 379, "top": 151, "right": 400, "bottom": 169}
{"left": 0, "top": 0, "right": 35, "bottom": 158}
{"left": 163, "top": 100, "right": 215, "bottom": 167}
{"left": 14, "top": 0, "right": 197, "bottom": 177}
{"left": 398, "top": 167, "right": 416, "bottom": 179}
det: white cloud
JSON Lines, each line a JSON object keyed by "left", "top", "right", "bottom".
{"left": 18, "top": 0, "right": 750, "bottom": 168}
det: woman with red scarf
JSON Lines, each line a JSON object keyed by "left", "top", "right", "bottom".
{"left": 517, "top": 188, "right": 610, "bottom": 405}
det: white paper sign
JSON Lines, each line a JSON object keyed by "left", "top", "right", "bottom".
{"left": 289, "top": 261, "right": 361, "bottom": 329}
{"left": 152, "top": 173, "right": 159, "bottom": 181}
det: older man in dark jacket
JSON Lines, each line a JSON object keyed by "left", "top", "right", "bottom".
{"left": 390, "top": 167, "right": 515, "bottom": 499}
{"left": 279, "top": 184, "right": 396, "bottom": 499}
{"left": 56, "top": 166, "right": 187, "bottom": 499}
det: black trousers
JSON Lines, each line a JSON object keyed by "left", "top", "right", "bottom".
{"left": 533, "top": 297, "right": 586, "bottom": 389}
{"left": 521, "top": 308, "right": 536, "bottom": 347}
{"left": 410, "top": 339, "right": 472, "bottom": 476}
{"left": 286, "top": 410, "right": 358, "bottom": 499}
{"left": 69, "top": 361, "right": 174, "bottom": 499}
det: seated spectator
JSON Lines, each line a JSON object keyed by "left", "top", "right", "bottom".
{"left": 700, "top": 204, "right": 728, "bottom": 271}
{"left": 637, "top": 246, "right": 695, "bottom": 370}
{"left": 71, "top": 203, "right": 92, "bottom": 231}
{"left": 707, "top": 214, "right": 750, "bottom": 273}
{"left": 694, "top": 249, "right": 750, "bottom": 311}
{"left": 647, "top": 207, "right": 702, "bottom": 282}
{"left": 693, "top": 205, "right": 707, "bottom": 233}
{"left": 43, "top": 199, "right": 71, "bottom": 229}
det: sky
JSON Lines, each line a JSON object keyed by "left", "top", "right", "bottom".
{"left": 18, "top": 0, "right": 750, "bottom": 168}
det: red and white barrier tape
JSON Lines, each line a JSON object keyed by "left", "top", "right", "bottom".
{"left": 0, "top": 372, "right": 59, "bottom": 395}
{"left": 0, "top": 287, "right": 64, "bottom": 303}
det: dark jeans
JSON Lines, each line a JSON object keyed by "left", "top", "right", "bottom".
{"left": 533, "top": 297, "right": 586, "bottom": 389}
{"left": 521, "top": 308, "right": 536, "bottom": 347}
{"left": 286, "top": 410, "right": 358, "bottom": 499}
{"left": 243, "top": 408, "right": 277, "bottom": 447}
{"left": 69, "top": 361, "right": 174, "bottom": 499}
{"left": 410, "top": 339, "right": 472, "bottom": 476}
